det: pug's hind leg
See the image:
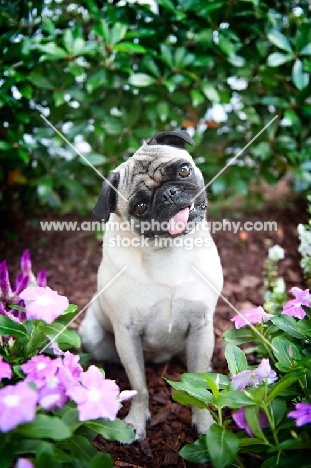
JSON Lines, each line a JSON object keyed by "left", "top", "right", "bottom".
{"left": 78, "top": 305, "right": 120, "bottom": 363}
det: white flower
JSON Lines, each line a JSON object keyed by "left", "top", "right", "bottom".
{"left": 268, "top": 245, "right": 285, "bottom": 262}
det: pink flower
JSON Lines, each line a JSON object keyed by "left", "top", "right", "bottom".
{"left": 119, "top": 390, "right": 137, "bottom": 401}
{"left": 37, "top": 373, "right": 67, "bottom": 410}
{"left": 16, "top": 459, "right": 34, "bottom": 468}
{"left": 67, "top": 365, "right": 120, "bottom": 421}
{"left": 232, "top": 359, "right": 277, "bottom": 390}
{"left": 0, "top": 382, "right": 37, "bottom": 432}
{"left": 253, "top": 358, "right": 277, "bottom": 385}
{"left": 0, "top": 356, "right": 12, "bottom": 381}
{"left": 233, "top": 407, "right": 268, "bottom": 437}
{"left": 21, "top": 355, "right": 61, "bottom": 388}
{"left": 231, "top": 306, "right": 273, "bottom": 329}
{"left": 19, "top": 286, "right": 69, "bottom": 324}
{"left": 63, "top": 351, "right": 83, "bottom": 379}
{"left": 282, "top": 287, "right": 311, "bottom": 320}
{"left": 288, "top": 402, "right": 311, "bottom": 426}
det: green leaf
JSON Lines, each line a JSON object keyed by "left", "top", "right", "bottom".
{"left": 89, "top": 453, "right": 113, "bottom": 468}
{"left": 63, "top": 304, "right": 78, "bottom": 315}
{"left": 156, "top": 101, "right": 169, "bottom": 122}
{"left": 267, "top": 370, "right": 304, "bottom": 402}
{"left": 62, "top": 408, "right": 83, "bottom": 432}
{"left": 245, "top": 406, "right": 267, "bottom": 440}
{"left": 113, "top": 42, "right": 146, "bottom": 54}
{"left": 267, "top": 398, "right": 287, "bottom": 427}
{"left": 85, "top": 418, "right": 135, "bottom": 442}
{"left": 218, "top": 35, "right": 236, "bottom": 56}
{"left": 0, "top": 315, "right": 28, "bottom": 338}
{"left": 267, "top": 30, "right": 292, "bottom": 53}
{"left": 206, "top": 425, "right": 239, "bottom": 468}
{"left": 292, "top": 60, "right": 309, "bottom": 90}
{"left": 228, "top": 55, "right": 245, "bottom": 67}
{"left": 65, "top": 434, "right": 97, "bottom": 460}
{"left": 86, "top": 68, "right": 107, "bottom": 93}
{"left": 181, "top": 372, "right": 230, "bottom": 390}
{"left": 271, "top": 336, "right": 301, "bottom": 366}
{"left": 270, "top": 315, "right": 305, "bottom": 340}
{"left": 223, "top": 328, "right": 255, "bottom": 345}
{"left": 93, "top": 19, "right": 110, "bottom": 43}
{"left": 28, "top": 73, "right": 54, "bottom": 90}
{"left": 267, "top": 52, "right": 293, "bottom": 67}
{"left": 129, "top": 73, "right": 157, "bottom": 87}
{"left": 224, "top": 344, "right": 248, "bottom": 375}
{"left": 201, "top": 83, "right": 220, "bottom": 102}
{"left": 179, "top": 434, "right": 209, "bottom": 463}
{"left": 36, "top": 43, "right": 69, "bottom": 58}
{"left": 78, "top": 153, "right": 107, "bottom": 166}
{"left": 191, "top": 89, "right": 205, "bottom": 107}
{"left": 16, "top": 415, "right": 72, "bottom": 440}
{"left": 110, "top": 23, "right": 127, "bottom": 45}
{"left": 300, "top": 43, "right": 311, "bottom": 55}
{"left": 217, "top": 390, "right": 256, "bottom": 409}
{"left": 44, "top": 322, "right": 81, "bottom": 348}
{"left": 166, "top": 379, "right": 214, "bottom": 403}
{"left": 172, "top": 391, "right": 207, "bottom": 409}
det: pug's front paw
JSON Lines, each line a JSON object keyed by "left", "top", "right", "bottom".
{"left": 123, "top": 409, "right": 151, "bottom": 442}
{"left": 192, "top": 407, "right": 215, "bottom": 434}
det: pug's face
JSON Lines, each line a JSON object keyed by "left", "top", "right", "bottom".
{"left": 93, "top": 131, "right": 207, "bottom": 238}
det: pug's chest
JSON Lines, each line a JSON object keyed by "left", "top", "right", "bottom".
{"left": 138, "top": 296, "right": 207, "bottom": 352}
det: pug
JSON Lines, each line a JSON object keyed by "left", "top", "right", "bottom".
{"left": 78, "top": 130, "right": 223, "bottom": 441}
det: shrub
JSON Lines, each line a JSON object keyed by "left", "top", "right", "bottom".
{"left": 1, "top": 0, "right": 311, "bottom": 214}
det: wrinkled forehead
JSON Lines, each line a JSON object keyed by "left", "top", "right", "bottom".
{"left": 117, "top": 143, "right": 195, "bottom": 192}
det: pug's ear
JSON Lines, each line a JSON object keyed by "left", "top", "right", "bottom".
{"left": 147, "top": 130, "right": 194, "bottom": 149}
{"left": 92, "top": 172, "right": 120, "bottom": 222}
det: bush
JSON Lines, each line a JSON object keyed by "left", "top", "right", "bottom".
{"left": 1, "top": 0, "right": 311, "bottom": 214}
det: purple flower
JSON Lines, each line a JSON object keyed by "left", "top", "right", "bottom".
{"left": 0, "top": 260, "right": 12, "bottom": 299}
{"left": 282, "top": 287, "right": 311, "bottom": 320}
{"left": 233, "top": 407, "right": 268, "bottom": 437}
{"left": 0, "top": 382, "right": 37, "bottom": 432}
{"left": 119, "top": 390, "right": 137, "bottom": 401}
{"left": 231, "top": 306, "right": 273, "bottom": 329}
{"left": 232, "top": 359, "right": 277, "bottom": 390}
{"left": 38, "top": 373, "right": 67, "bottom": 410}
{"left": 63, "top": 351, "right": 83, "bottom": 379}
{"left": 21, "top": 355, "right": 61, "bottom": 388}
{"left": 253, "top": 358, "right": 277, "bottom": 385}
{"left": 288, "top": 403, "right": 311, "bottom": 426}
{"left": 36, "top": 270, "right": 47, "bottom": 287}
{"left": 16, "top": 459, "right": 34, "bottom": 468}
{"left": 67, "top": 365, "right": 120, "bottom": 421}
{"left": 19, "top": 286, "right": 69, "bottom": 324}
{"left": 232, "top": 370, "right": 255, "bottom": 390}
{"left": 0, "top": 356, "right": 12, "bottom": 381}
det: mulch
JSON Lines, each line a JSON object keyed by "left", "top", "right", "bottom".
{"left": 0, "top": 199, "right": 308, "bottom": 468}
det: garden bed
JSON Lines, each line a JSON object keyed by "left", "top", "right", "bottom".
{"left": 1, "top": 200, "right": 307, "bottom": 468}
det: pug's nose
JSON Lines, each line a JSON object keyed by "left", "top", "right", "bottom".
{"left": 160, "top": 186, "right": 179, "bottom": 202}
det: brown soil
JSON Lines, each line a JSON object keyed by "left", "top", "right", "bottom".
{"left": 0, "top": 200, "right": 307, "bottom": 468}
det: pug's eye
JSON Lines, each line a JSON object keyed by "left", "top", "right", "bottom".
{"left": 135, "top": 203, "right": 148, "bottom": 216}
{"left": 178, "top": 164, "right": 192, "bottom": 178}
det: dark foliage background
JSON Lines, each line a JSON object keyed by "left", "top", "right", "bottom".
{"left": 1, "top": 0, "right": 311, "bottom": 215}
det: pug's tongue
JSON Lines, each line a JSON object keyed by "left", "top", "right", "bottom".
{"left": 168, "top": 207, "right": 190, "bottom": 235}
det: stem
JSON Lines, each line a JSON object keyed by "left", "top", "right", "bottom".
{"left": 218, "top": 406, "right": 223, "bottom": 427}
{"left": 235, "top": 456, "right": 246, "bottom": 468}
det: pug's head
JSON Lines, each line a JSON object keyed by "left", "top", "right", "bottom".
{"left": 93, "top": 130, "right": 207, "bottom": 237}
